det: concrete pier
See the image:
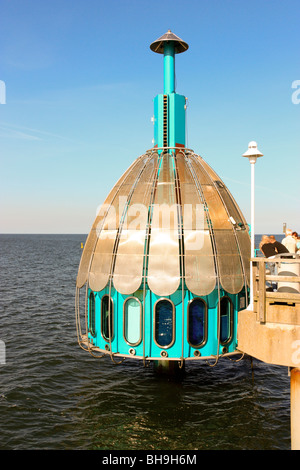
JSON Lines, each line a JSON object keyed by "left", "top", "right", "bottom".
{"left": 238, "top": 257, "right": 300, "bottom": 450}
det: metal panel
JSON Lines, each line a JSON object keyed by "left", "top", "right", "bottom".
{"left": 113, "top": 155, "right": 158, "bottom": 294}
{"left": 198, "top": 157, "right": 248, "bottom": 227}
{"left": 214, "top": 230, "right": 244, "bottom": 294}
{"left": 168, "top": 94, "right": 186, "bottom": 148}
{"left": 147, "top": 154, "right": 180, "bottom": 296}
{"left": 176, "top": 152, "right": 209, "bottom": 230}
{"left": 88, "top": 230, "right": 117, "bottom": 292}
{"left": 190, "top": 156, "right": 244, "bottom": 294}
{"left": 88, "top": 157, "right": 148, "bottom": 292}
{"left": 184, "top": 230, "right": 216, "bottom": 295}
{"left": 76, "top": 157, "right": 140, "bottom": 288}
{"left": 176, "top": 153, "right": 216, "bottom": 295}
{"left": 199, "top": 157, "right": 250, "bottom": 288}
{"left": 236, "top": 228, "right": 251, "bottom": 287}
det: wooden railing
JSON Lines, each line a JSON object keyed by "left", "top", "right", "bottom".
{"left": 252, "top": 256, "right": 300, "bottom": 323}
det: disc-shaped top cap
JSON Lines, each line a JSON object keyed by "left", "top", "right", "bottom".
{"left": 242, "top": 141, "right": 263, "bottom": 158}
{"left": 150, "top": 30, "right": 189, "bottom": 54}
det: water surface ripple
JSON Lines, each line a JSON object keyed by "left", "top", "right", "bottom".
{"left": 0, "top": 235, "right": 290, "bottom": 450}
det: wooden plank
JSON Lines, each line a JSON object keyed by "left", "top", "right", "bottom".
{"left": 253, "top": 261, "right": 258, "bottom": 298}
{"left": 265, "top": 275, "right": 300, "bottom": 283}
{"left": 255, "top": 274, "right": 300, "bottom": 283}
{"left": 265, "top": 291, "right": 300, "bottom": 301}
{"left": 251, "top": 257, "right": 300, "bottom": 322}
{"left": 252, "top": 258, "right": 300, "bottom": 264}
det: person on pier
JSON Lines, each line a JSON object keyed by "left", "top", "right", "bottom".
{"left": 260, "top": 235, "right": 288, "bottom": 291}
{"left": 282, "top": 229, "right": 297, "bottom": 253}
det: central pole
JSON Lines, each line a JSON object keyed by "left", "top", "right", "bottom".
{"left": 249, "top": 160, "right": 255, "bottom": 309}
{"left": 163, "top": 42, "right": 175, "bottom": 94}
{"left": 150, "top": 30, "right": 188, "bottom": 150}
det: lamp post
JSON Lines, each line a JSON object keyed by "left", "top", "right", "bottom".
{"left": 242, "top": 141, "right": 263, "bottom": 310}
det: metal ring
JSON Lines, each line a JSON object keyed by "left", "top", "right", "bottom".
{"left": 160, "top": 350, "right": 168, "bottom": 358}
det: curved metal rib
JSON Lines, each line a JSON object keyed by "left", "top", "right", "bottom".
{"left": 147, "top": 152, "right": 181, "bottom": 296}
{"left": 76, "top": 156, "right": 143, "bottom": 289}
{"left": 191, "top": 155, "right": 244, "bottom": 294}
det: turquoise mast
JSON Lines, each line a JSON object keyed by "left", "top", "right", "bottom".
{"left": 150, "top": 30, "right": 188, "bottom": 150}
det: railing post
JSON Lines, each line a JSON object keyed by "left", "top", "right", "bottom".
{"left": 259, "top": 260, "right": 266, "bottom": 323}
{"left": 252, "top": 259, "right": 258, "bottom": 302}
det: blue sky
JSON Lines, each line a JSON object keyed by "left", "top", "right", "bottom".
{"left": 0, "top": 0, "right": 299, "bottom": 234}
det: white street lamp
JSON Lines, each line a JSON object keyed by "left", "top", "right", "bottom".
{"left": 242, "top": 141, "right": 263, "bottom": 310}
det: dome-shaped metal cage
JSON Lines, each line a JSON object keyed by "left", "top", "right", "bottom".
{"left": 75, "top": 148, "right": 250, "bottom": 365}
{"left": 75, "top": 31, "right": 250, "bottom": 367}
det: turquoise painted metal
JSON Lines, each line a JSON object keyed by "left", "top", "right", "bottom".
{"left": 152, "top": 32, "right": 186, "bottom": 149}
{"left": 153, "top": 94, "right": 186, "bottom": 148}
{"left": 75, "top": 30, "right": 251, "bottom": 368}
{"left": 163, "top": 42, "right": 175, "bottom": 94}
{"left": 81, "top": 287, "right": 247, "bottom": 363}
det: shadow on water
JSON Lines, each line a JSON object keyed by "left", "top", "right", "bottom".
{"left": 65, "top": 353, "right": 290, "bottom": 451}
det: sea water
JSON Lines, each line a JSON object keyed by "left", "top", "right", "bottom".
{"left": 0, "top": 234, "right": 290, "bottom": 450}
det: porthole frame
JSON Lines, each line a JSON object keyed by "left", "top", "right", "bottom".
{"left": 123, "top": 296, "right": 142, "bottom": 347}
{"left": 88, "top": 291, "right": 96, "bottom": 337}
{"left": 101, "top": 294, "right": 114, "bottom": 342}
{"left": 153, "top": 298, "right": 175, "bottom": 349}
{"left": 219, "top": 295, "right": 234, "bottom": 346}
{"left": 187, "top": 297, "right": 208, "bottom": 348}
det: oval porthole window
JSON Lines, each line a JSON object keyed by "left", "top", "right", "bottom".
{"left": 124, "top": 297, "right": 141, "bottom": 346}
{"left": 154, "top": 299, "right": 175, "bottom": 348}
{"left": 88, "top": 291, "right": 96, "bottom": 336}
{"left": 188, "top": 298, "right": 207, "bottom": 347}
{"left": 219, "top": 297, "right": 233, "bottom": 344}
{"left": 101, "top": 295, "right": 113, "bottom": 341}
